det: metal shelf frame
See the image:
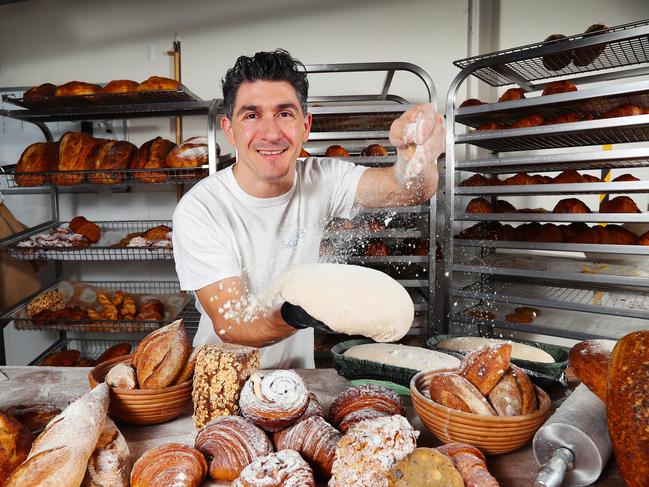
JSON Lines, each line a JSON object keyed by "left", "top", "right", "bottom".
{"left": 438, "top": 19, "right": 649, "bottom": 341}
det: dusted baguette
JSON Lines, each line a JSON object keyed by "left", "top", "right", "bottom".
{"left": 5, "top": 383, "right": 110, "bottom": 487}
{"left": 82, "top": 417, "right": 130, "bottom": 487}
{"left": 607, "top": 331, "right": 649, "bottom": 487}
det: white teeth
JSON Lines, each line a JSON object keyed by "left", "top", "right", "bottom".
{"left": 258, "top": 149, "right": 285, "bottom": 155}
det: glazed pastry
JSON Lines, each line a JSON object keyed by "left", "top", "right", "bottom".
{"left": 329, "top": 384, "right": 405, "bottom": 428}
{"left": 135, "top": 300, "right": 165, "bottom": 321}
{"left": 498, "top": 88, "right": 526, "bottom": 102}
{"left": 194, "top": 416, "right": 273, "bottom": 481}
{"left": 532, "top": 174, "right": 553, "bottom": 184}
{"left": 329, "top": 415, "right": 418, "bottom": 487}
{"left": 82, "top": 417, "right": 130, "bottom": 487}
{"left": 23, "top": 83, "right": 56, "bottom": 101}
{"left": 55, "top": 81, "right": 101, "bottom": 97}
{"left": 459, "top": 98, "right": 484, "bottom": 108}
{"left": 273, "top": 415, "right": 341, "bottom": 477}
{"left": 572, "top": 23, "right": 609, "bottom": 67}
{"left": 493, "top": 200, "right": 517, "bottom": 213}
{"left": 141, "top": 225, "right": 172, "bottom": 240}
{"left": 599, "top": 196, "right": 641, "bottom": 213}
{"left": 458, "top": 343, "right": 512, "bottom": 396}
{"left": 465, "top": 197, "right": 493, "bottom": 214}
{"left": 603, "top": 225, "right": 638, "bottom": 245}
{"left": 0, "top": 410, "right": 32, "bottom": 484}
{"left": 136, "top": 76, "right": 180, "bottom": 92}
{"left": 553, "top": 169, "right": 584, "bottom": 184}
{"left": 601, "top": 104, "right": 643, "bottom": 119}
{"left": 324, "top": 145, "right": 349, "bottom": 157}
{"left": 131, "top": 137, "right": 176, "bottom": 183}
{"left": 437, "top": 443, "right": 500, "bottom": 487}
{"left": 75, "top": 220, "right": 101, "bottom": 243}
{"left": 192, "top": 343, "right": 260, "bottom": 429}
{"left": 239, "top": 370, "right": 309, "bottom": 432}
{"left": 388, "top": 448, "right": 464, "bottom": 487}
{"left": 132, "top": 319, "right": 191, "bottom": 389}
{"left": 232, "top": 449, "right": 314, "bottom": 487}
{"left": 511, "top": 114, "right": 544, "bottom": 128}
{"left": 130, "top": 443, "right": 207, "bottom": 487}
{"left": 428, "top": 372, "right": 496, "bottom": 416}
{"left": 541, "top": 80, "right": 577, "bottom": 96}
{"left": 553, "top": 198, "right": 591, "bottom": 213}
{"left": 541, "top": 34, "right": 572, "bottom": 71}
{"left": 15, "top": 142, "right": 59, "bottom": 187}
{"left": 459, "top": 174, "right": 497, "bottom": 187}
{"left": 5, "top": 404, "right": 60, "bottom": 434}
{"left": 503, "top": 172, "right": 537, "bottom": 185}
{"left": 361, "top": 144, "right": 389, "bottom": 156}
{"left": 488, "top": 364, "right": 537, "bottom": 416}
{"left": 101, "top": 80, "right": 138, "bottom": 94}
{"left": 582, "top": 174, "right": 601, "bottom": 182}
{"left": 612, "top": 173, "right": 640, "bottom": 182}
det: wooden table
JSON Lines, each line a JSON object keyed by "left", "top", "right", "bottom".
{"left": 0, "top": 366, "right": 624, "bottom": 486}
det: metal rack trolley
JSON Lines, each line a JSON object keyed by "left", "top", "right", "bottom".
{"left": 440, "top": 20, "right": 649, "bottom": 341}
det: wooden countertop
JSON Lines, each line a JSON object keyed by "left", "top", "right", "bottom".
{"left": 0, "top": 366, "right": 624, "bottom": 486}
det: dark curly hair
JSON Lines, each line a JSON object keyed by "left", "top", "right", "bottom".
{"left": 221, "top": 49, "right": 309, "bottom": 119}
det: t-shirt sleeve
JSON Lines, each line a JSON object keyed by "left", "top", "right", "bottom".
{"left": 323, "top": 158, "right": 368, "bottom": 220}
{"left": 172, "top": 202, "right": 242, "bottom": 291}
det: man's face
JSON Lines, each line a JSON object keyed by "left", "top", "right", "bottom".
{"left": 221, "top": 80, "right": 311, "bottom": 185}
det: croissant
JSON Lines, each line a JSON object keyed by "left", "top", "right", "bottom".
{"left": 232, "top": 450, "right": 314, "bottom": 487}
{"left": 273, "top": 416, "right": 341, "bottom": 477}
{"left": 599, "top": 196, "right": 641, "bottom": 213}
{"left": 130, "top": 443, "right": 207, "bottom": 487}
{"left": 511, "top": 114, "right": 544, "bottom": 128}
{"left": 239, "top": 370, "right": 309, "bottom": 432}
{"left": 553, "top": 198, "right": 591, "bottom": 214}
{"left": 465, "top": 197, "right": 493, "bottom": 214}
{"left": 541, "top": 80, "right": 577, "bottom": 96}
{"left": 498, "top": 88, "right": 526, "bottom": 102}
{"left": 195, "top": 416, "right": 273, "bottom": 481}
{"left": 329, "top": 384, "right": 405, "bottom": 427}
{"left": 437, "top": 443, "right": 500, "bottom": 487}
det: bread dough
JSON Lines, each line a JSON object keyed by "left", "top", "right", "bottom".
{"left": 437, "top": 336, "right": 555, "bottom": 363}
{"left": 344, "top": 343, "right": 460, "bottom": 371}
{"left": 278, "top": 264, "right": 414, "bottom": 342}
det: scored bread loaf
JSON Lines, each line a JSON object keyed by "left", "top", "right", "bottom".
{"left": 87, "top": 140, "right": 137, "bottom": 185}
{"left": 82, "top": 417, "right": 130, "bottom": 487}
{"left": 55, "top": 81, "right": 101, "bottom": 97}
{"left": 23, "top": 83, "right": 56, "bottom": 101}
{"left": 5, "top": 383, "right": 110, "bottom": 487}
{"left": 132, "top": 319, "right": 191, "bottom": 389}
{"left": 458, "top": 343, "right": 512, "bottom": 396}
{"left": 136, "top": 76, "right": 180, "bottom": 92}
{"left": 15, "top": 142, "right": 59, "bottom": 187}
{"left": 130, "top": 137, "right": 176, "bottom": 183}
{"left": 606, "top": 331, "right": 649, "bottom": 487}
{"left": 51, "top": 132, "right": 99, "bottom": 186}
{"left": 429, "top": 372, "right": 496, "bottom": 416}
{"left": 166, "top": 136, "right": 209, "bottom": 170}
{"left": 0, "top": 409, "right": 32, "bottom": 484}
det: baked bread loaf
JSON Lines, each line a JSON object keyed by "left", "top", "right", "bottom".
{"left": 41, "top": 349, "right": 81, "bottom": 366}
{"left": 599, "top": 195, "right": 641, "bottom": 213}
{"left": 239, "top": 370, "right": 309, "bottom": 432}
{"left": 568, "top": 339, "right": 616, "bottom": 401}
{"left": 582, "top": 173, "right": 601, "bottom": 182}
{"left": 232, "top": 449, "right": 314, "bottom": 487}
{"left": 96, "top": 343, "right": 132, "bottom": 364}
{"left": 15, "top": 142, "right": 59, "bottom": 187}
{"left": 130, "top": 443, "right": 207, "bottom": 487}
{"left": 606, "top": 331, "right": 649, "bottom": 487}
{"left": 87, "top": 140, "right": 137, "bottom": 185}
{"left": 542, "top": 80, "right": 577, "bottom": 96}
{"left": 5, "top": 383, "right": 109, "bottom": 487}
{"left": 131, "top": 137, "right": 176, "bottom": 183}
{"left": 5, "top": 404, "right": 60, "bottom": 434}
{"left": 638, "top": 230, "right": 649, "bottom": 245}
{"left": 458, "top": 343, "right": 512, "bottom": 396}
{"left": 553, "top": 169, "right": 584, "bottom": 184}
{"left": 459, "top": 174, "right": 497, "bottom": 187}
{"left": 437, "top": 443, "right": 499, "bottom": 487}
{"left": 429, "top": 372, "right": 496, "bottom": 415}
{"left": 194, "top": 415, "right": 273, "bottom": 481}
{"left": 23, "top": 83, "right": 56, "bottom": 101}
{"left": 82, "top": 417, "right": 130, "bottom": 487}
{"left": 465, "top": 197, "right": 493, "bottom": 213}
{"left": 105, "top": 363, "right": 137, "bottom": 389}
{"left": 101, "top": 80, "right": 138, "bottom": 94}
{"left": 438, "top": 336, "right": 554, "bottom": 363}
{"left": 136, "top": 76, "right": 180, "bottom": 92}
{"left": 166, "top": 136, "right": 208, "bottom": 174}
{"left": 388, "top": 447, "right": 464, "bottom": 487}
{"left": 459, "top": 98, "right": 484, "bottom": 108}
{"left": 55, "top": 81, "right": 101, "bottom": 97}
{"left": 602, "top": 104, "right": 643, "bottom": 119}
{"left": 511, "top": 114, "right": 544, "bottom": 128}
{"left": 0, "top": 409, "right": 32, "bottom": 484}
{"left": 329, "top": 384, "right": 406, "bottom": 428}
{"left": 504, "top": 172, "right": 537, "bottom": 185}
{"left": 477, "top": 122, "right": 509, "bottom": 131}
{"left": 141, "top": 225, "right": 172, "bottom": 241}
{"left": 488, "top": 364, "right": 537, "bottom": 416}
{"left": 329, "top": 415, "right": 418, "bottom": 487}
{"left": 52, "top": 132, "right": 99, "bottom": 186}
{"left": 324, "top": 145, "right": 349, "bottom": 157}
{"left": 172, "top": 346, "right": 199, "bottom": 385}
{"left": 612, "top": 173, "right": 640, "bottom": 182}
{"left": 131, "top": 319, "right": 191, "bottom": 389}
{"left": 498, "top": 88, "right": 526, "bottom": 102}
{"left": 553, "top": 198, "right": 591, "bottom": 213}
{"left": 573, "top": 23, "right": 609, "bottom": 67}
{"left": 546, "top": 112, "right": 590, "bottom": 125}
{"left": 603, "top": 225, "right": 638, "bottom": 245}
{"left": 542, "top": 34, "right": 572, "bottom": 71}
{"left": 366, "top": 239, "right": 389, "bottom": 256}
{"left": 273, "top": 415, "right": 341, "bottom": 477}
{"left": 192, "top": 343, "right": 260, "bottom": 429}
{"left": 493, "top": 199, "right": 517, "bottom": 213}
{"left": 361, "top": 144, "right": 388, "bottom": 156}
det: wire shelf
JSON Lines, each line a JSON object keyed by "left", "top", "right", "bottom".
{"left": 30, "top": 338, "right": 143, "bottom": 366}
{"left": 456, "top": 180, "right": 649, "bottom": 196}
{"left": 455, "top": 82, "right": 649, "bottom": 128}
{"left": 311, "top": 112, "right": 400, "bottom": 133}
{"left": 456, "top": 213, "right": 649, "bottom": 224}
{"left": 453, "top": 19, "right": 649, "bottom": 87}
{"left": 9, "top": 220, "right": 174, "bottom": 262}
{"left": 454, "top": 239, "right": 649, "bottom": 256}
{"left": 13, "top": 280, "right": 199, "bottom": 333}
{"left": 457, "top": 115, "right": 649, "bottom": 152}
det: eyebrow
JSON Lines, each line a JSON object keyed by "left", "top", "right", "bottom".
{"left": 235, "top": 102, "right": 300, "bottom": 117}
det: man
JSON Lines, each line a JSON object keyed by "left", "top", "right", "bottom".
{"left": 173, "top": 49, "right": 444, "bottom": 368}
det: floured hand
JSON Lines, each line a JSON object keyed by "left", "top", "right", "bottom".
{"left": 390, "top": 103, "right": 445, "bottom": 182}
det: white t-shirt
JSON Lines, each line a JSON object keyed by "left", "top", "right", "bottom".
{"left": 172, "top": 157, "right": 367, "bottom": 369}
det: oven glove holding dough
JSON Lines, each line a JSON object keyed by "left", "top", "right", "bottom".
{"left": 281, "top": 302, "right": 335, "bottom": 333}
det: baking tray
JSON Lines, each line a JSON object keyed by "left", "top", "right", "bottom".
{"left": 426, "top": 334, "right": 569, "bottom": 388}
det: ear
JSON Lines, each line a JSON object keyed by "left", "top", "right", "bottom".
{"left": 302, "top": 112, "right": 312, "bottom": 143}
{"left": 221, "top": 116, "right": 236, "bottom": 145}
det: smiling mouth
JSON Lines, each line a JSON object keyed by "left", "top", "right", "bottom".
{"left": 257, "top": 148, "right": 288, "bottom": 156}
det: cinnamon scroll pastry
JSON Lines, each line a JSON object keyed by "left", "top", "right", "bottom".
{"left": 130, "top": 443, "right": 207, "bottom": 487}
{"left": 232, "top": 449, "right": 315, "bottom": 487}
{"left": 239, "top": 370, "right": 309, "bottom": 432}
{"left": 329, "top": 384, "right": 405, "bottom": 428}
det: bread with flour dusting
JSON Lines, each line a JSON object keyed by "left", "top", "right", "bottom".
{"left": 343, "top": 343, "right": 460, "bottom": 370}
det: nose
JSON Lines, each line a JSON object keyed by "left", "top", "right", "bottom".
{"left": 259, "top": 116, "right": 282, "bottom": 143}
